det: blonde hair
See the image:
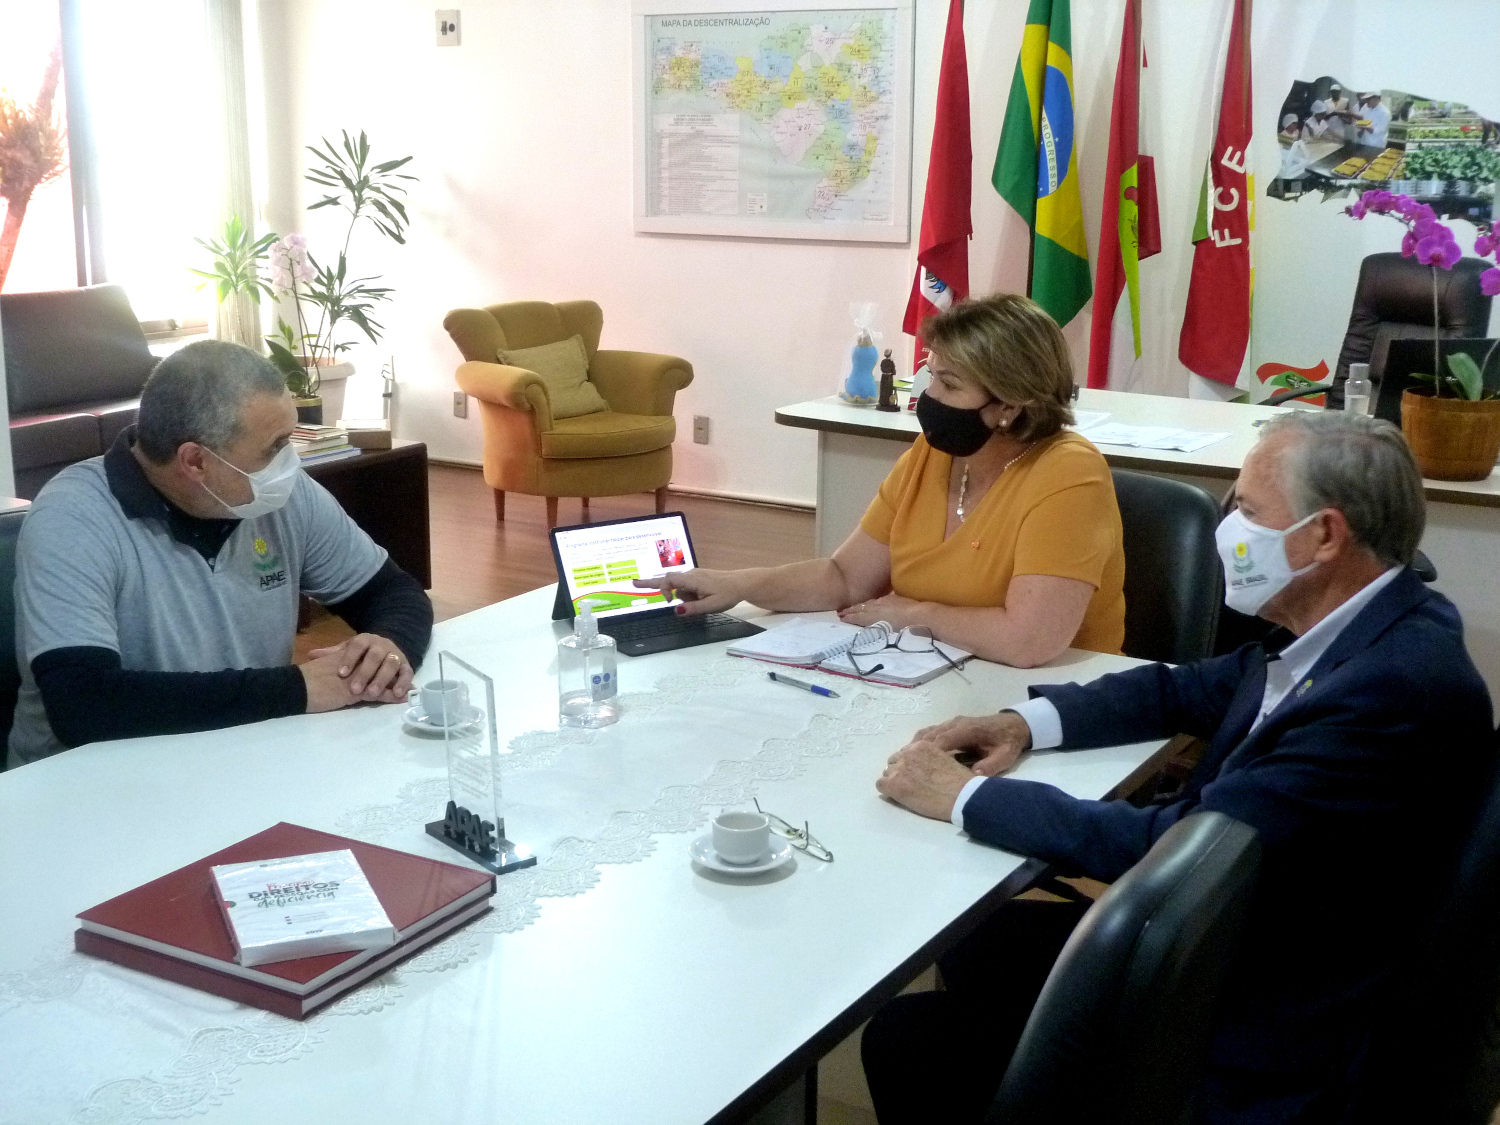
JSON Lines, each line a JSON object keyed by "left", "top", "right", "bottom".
{"left": 921, "top": 293, "right": 1076, "bottom": 442}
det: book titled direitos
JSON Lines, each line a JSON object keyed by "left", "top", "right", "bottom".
{"left": 75, "top": 823, "right": 496, "bottom": 1019}
{"left": 211, "top": 849, "right": 395, "bottom": 966}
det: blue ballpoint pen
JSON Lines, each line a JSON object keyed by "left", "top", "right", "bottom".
{"left": 767, "top": 671, "right": 839, "bottom": 699}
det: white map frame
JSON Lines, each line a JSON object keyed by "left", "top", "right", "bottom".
{"left": 632, "top": 0, "right": 914, "bottom": 243}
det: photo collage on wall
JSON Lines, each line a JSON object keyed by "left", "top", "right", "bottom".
{"left": 1267, "top": 75, "right": 1498, "bottom": 225}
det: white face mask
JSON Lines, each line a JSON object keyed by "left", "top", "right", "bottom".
{"left": 1215, "top": 507, "right": 1323, "bottom": 616}
{"left": 202, "top": 443, "right": 301, "bottom": 519}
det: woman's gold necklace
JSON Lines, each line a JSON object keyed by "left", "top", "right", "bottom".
{"left": 956, "top": 444, "right": 1036, "bottom": 523}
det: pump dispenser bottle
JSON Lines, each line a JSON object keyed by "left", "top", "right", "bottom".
{"left": 558, "top": 600, "right": 619, "bottom": 727}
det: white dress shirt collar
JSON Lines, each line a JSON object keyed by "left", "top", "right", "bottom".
{"left": 1254, "top": 566, "right": 1402, "bottom": 731}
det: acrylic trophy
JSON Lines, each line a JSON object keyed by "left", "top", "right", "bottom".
{"left": 423, "top": 651, "right": 536, "bottom": 874}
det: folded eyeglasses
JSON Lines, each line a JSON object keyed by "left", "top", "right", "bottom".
{"left": 846, "top": 622, "right": 968, "bottom": 682}
{"left": 753, "top": 798, "right": 833, "bottom": 862}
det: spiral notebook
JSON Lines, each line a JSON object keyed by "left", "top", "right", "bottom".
{"left": 726, "top": 617, "right": 970, "bottom": 687}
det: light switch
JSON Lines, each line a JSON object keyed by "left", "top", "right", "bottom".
{"left": 436, "top": 10, "right": 461, "bottom": 46}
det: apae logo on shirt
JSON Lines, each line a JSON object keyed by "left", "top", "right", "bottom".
{"left": 252, "top": 536, "right": 287, "bottom": 591}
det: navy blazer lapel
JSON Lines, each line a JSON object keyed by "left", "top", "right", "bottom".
{"left": 1301, "top": 568, "right": 1429, "bottom": 686}
{"left": 1199, "top": 570, "right": 1430, "bottom": 787}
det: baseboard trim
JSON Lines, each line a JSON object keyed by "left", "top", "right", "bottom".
{"left": 665, "top": 484, "right": 813, "bottom": 512}
{"left": 425, "top": 458, "right": 815, "bottom": 513}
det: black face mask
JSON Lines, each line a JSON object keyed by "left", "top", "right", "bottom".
{"left": 915, "top": 391, "right": 994, "bottom": 457}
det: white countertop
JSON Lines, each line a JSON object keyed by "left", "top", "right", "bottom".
{"left": 776, "top": 392, "right": 1500, "bottom": 506}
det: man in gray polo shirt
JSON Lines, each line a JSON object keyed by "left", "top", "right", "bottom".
{"left": 7, "top": 340, "right": 432, "bottom": 767}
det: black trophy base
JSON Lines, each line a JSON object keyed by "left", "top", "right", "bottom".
{"left": 426, "top": 820, "right": 538, "bottom": 875}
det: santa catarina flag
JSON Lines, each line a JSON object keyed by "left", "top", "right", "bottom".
{"left": 1178, "top": 0, "right": 1254, "bottom": 386}
{"left": 903, "top": 0, "right": 971, "bottom": 352}
{"left": 1087, "top": 0, "right": 1160, "bottom": 389}
{"left": 993, "top": 0, "right": 1091, "bottom": 327}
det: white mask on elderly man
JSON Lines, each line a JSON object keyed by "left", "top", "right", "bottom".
{"left": 202, "top": 442, "right": 301, "bottom": 519}
{"left": 1215, "top": 508, "right": 1323, "bottom": 616}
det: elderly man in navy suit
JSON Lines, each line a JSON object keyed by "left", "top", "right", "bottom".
{"left": 868, "top": 410, "right": 1493, "bottom": 1124}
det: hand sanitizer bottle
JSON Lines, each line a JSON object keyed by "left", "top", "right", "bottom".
{"left": 558, "top": 600, "right": 619, "bottom": 728}
{"left": 1344, "top": 362, "right": 1372, "bottom": 416}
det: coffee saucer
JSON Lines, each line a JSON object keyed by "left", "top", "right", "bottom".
{"left": 689, "top": 834, "right": 794, "bottom": 876}
{"left": 403, "top": 704, "right": 484, "bottom": 734}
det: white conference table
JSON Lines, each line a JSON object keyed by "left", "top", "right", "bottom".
{"left": 777, "top": 390, "right": 1500, "bottom": 707}
{"left": 0, "top": 586, "right": 1168, "bottom": 1125}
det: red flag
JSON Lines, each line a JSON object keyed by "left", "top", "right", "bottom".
{"left": 1178, "top": 0, "right": 1253, "bottom": 386}
{"left": 1087, "top": 0, "right": 1160, "bottom": 390}
{"left": 903, "top": 0, "right": 971, "bottom": 368}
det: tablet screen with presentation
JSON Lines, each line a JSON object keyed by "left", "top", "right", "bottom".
{"left": 549, "top": 512, "right": 699, "bottom": 621}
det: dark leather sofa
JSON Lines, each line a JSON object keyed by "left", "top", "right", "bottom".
{"left": 1, "top": 284, "right": 158, "bottom": 499}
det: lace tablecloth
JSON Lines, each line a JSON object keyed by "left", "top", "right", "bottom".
{"left": 2, "top": 654, "right": 924, "bottom": 1124}
{"left": 0, "top": 593, "right": 1162, "bottom": 1125}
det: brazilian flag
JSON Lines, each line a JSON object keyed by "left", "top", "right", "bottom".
{"left": 993, "top": 0, "right": 1092, "bottom": 327}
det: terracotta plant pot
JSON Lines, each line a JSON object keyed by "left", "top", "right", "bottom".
{"left": 1401, "top": 389, "right": 1500, "bottom": 481}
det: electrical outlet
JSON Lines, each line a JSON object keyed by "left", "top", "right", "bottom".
{"left": 692, "top": 415, "right": 710, "bottom": 444}
{"left": 436, "top": 10, "right": 461, "bottom": 46}
{"left": 453, "top": 391, "right": 468, "bottom": 418}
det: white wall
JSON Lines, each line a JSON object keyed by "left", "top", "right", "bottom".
{"left": 0, "top": 310, "right": 14, "bottom": 500}
{"left": 258, "top": 0, "right": 1498, "bottom": 508}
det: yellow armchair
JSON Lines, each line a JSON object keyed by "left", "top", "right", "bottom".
{"left": 444, "top": 300, "right": 693, "bottom": 526}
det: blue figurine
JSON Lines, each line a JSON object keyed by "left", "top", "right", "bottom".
{"left": 841, "top": 327, "right": 879, "bottom": 405}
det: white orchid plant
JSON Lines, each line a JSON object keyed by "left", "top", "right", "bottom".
{"left": 263, "top": 131, "right": 415, "bottom": 399}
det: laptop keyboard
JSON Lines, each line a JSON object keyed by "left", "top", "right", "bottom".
{"left": 604, "top": 613, "right": 741, "bottom": 641}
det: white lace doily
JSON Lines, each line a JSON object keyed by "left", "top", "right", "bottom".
{"left": 1, "top": 659, "right": 925, "bottom": 1124}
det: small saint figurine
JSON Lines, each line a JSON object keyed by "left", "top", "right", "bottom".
{"left": 876, "top": 349, "right": 900, "bottom": 412}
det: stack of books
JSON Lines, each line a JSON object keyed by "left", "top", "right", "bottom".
{"left": 75, "top": 823, "right": 495, "bottom": 1019}
{"left": 291, "top": 425, "right": 361, "bottom": 466}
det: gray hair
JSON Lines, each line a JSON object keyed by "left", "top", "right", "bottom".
{"left": 1259, "top": 410, "right": 1425, "bottom": 567}
{"left": 135, "top": 340, "right": 288, "bottom": 464}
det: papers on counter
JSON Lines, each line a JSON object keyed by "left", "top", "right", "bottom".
{"left": 1075, "top": 418, "right": 1230, "bottom": 454}
{"left": 1071, "top": 410, "right": 1112, "bottom": 431}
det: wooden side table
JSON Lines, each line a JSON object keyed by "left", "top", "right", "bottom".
{"left": 305, "top": 440, "right": 432, "bottom": 588}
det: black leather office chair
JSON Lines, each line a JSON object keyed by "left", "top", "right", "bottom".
{"left": 1113, "top": 470, "right": 1222, "bottom": 664}
{"left": 0, "top": 503, "right": 28, "bottom": 769}
{"left": 1339, "top": 731, "right": 1500, "bottom": 1125}
{"left": 1264, "top": 252, "right": 1493, "bottom": 408}
{"left": 987, "top": 812, "right": 1261, "bottom": 1125}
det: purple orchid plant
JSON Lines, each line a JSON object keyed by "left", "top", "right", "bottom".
{"left": 1475, "top": 226, "right": 1500, "bottom": 296}
{"left": 1345, "top": 191, "right": 1495, "bottom": 399}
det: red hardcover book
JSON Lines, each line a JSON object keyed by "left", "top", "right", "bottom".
{"left": 75, "top": 822, "right": 495, "bottom": 1018}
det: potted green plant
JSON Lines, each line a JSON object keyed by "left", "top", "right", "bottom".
{"left": 1346, "top": 190, "right": 1500, "bottom": 480}
{"left": 188, "top": 215, "right": 276, "bottom": 350}
{"left": 265, "top": 131, "right": 415, "bottom": 425}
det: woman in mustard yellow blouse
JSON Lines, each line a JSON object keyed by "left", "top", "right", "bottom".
{"left": 636, "top": 293, "right": 1126, "bottom": 666}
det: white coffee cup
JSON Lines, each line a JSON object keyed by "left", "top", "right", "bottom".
{"left": 712, "top": 811, "right": 771, "bottom": 865}
{"left": 416, "top": 679, "right": 469, "bottom": 726}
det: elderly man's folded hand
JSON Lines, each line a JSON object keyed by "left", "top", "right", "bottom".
{"left": 909, "top": 711, "right": 1033, "bottom": 777}
{"left": 876, "top": 741, "right": 979, "bottom": 821}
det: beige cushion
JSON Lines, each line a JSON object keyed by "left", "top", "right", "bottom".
{"left": 498, "top": 335, "right": 609, "bottom": 419}
{"left": 539, "top": 412, "right": 676, "bottom": 459}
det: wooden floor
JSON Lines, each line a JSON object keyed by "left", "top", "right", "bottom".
{"left": 298, "top": 464, "right": 815, "bottom": 652}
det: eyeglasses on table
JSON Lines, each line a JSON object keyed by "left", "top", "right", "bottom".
{"left": 846, "top": 622, "right": 968, "bottom": 682}
{"left": 753, "top": 798, "right": 833, "bottom": 862}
